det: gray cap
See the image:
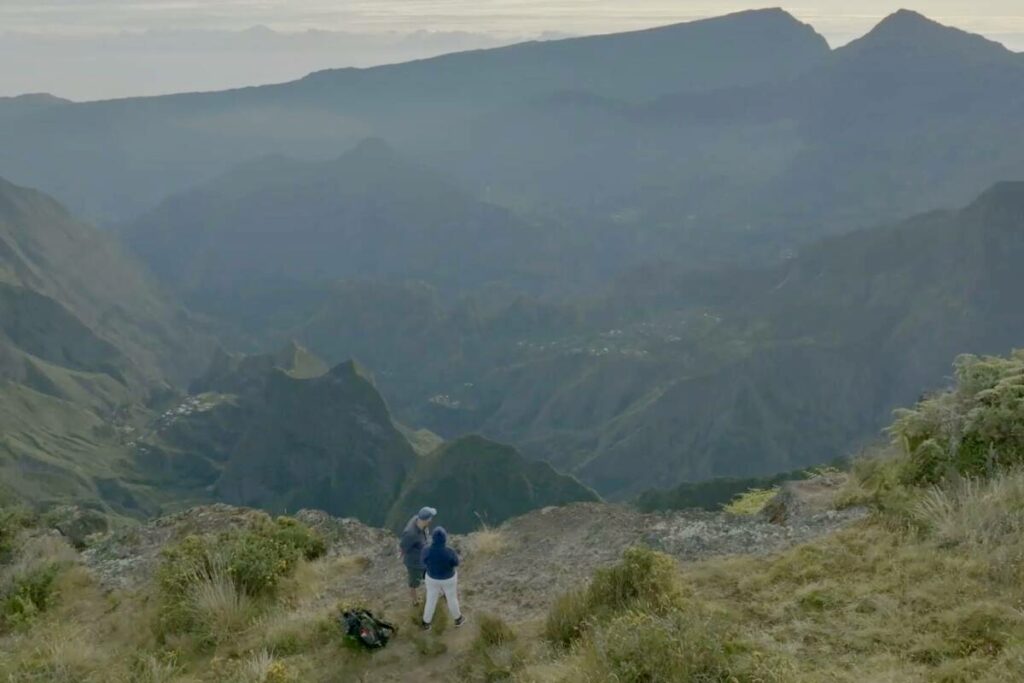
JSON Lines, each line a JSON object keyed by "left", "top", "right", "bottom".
{"left": 417, "top": 506, "right": 437, "bottom": 521}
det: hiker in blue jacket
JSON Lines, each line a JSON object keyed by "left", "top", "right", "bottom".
{"left": 421, "top": 527, "right": 465, "bottom": 630}
{"left": 398, "top": 506, "right": 435, "bottom": 605}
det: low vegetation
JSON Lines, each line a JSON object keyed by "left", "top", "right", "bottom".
{"left": 526, "top": 349, "right": 1024, "bottom": 682}
{"left": 156, "top": 514, "right": 325, "bottom": 639}
{"left": 722, "top": 486, "right": 779, "bottom": 515}
{"left": 892, "top": 351, "right": 1024, "bottom": 485}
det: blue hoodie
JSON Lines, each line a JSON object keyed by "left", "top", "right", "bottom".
{"left": 421, "top": 527, "right": 460, "bottom": 580}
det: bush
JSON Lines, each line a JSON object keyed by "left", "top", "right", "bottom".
{"left": 270, "top": 516, "right": 326, "bottom": 562}
{"left": 0, "top": 507, "right": 33, "bottom": 564}
{"left": 892, "top": 351, "right": 1024, "bottom": 485}
{"left": 156, "top": 515, "right": 324, "bottom": 636}
{"left": 545, "top": 547, "right": 684, "bottom": 648}
{"left": 1, "top": 563, "right": 60, "bottom": 628}
{"left": 577, "top": 610, "right": 796, "bottom": 683}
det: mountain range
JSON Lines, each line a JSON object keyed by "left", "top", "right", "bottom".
{"left": 206, "top": 181, "right": 1024, "bottom": 498}
{"left": 0, "top": 9, "right": 828, "bottom": 225}
{"left": 0, "top": 176, "right": 596, "bottom": 524}
{"left": 121, "top": 139, "right": 554, "bottom": 299}
{"left": 2, "top": 10, "right": 1021, "bottom": 280}
{"left": 1, "top": 8, "right": 1024, "bottom": 518}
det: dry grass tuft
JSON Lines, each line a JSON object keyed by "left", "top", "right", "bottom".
{"left": 189, "top": 571, "right": 258, "bottom": 644}
{"left": 467, "top": 528, "right": 509, "bottom": 557}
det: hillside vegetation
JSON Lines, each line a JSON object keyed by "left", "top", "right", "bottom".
{"left": 1, "top": 349, "right": 1022, "bottom": 681}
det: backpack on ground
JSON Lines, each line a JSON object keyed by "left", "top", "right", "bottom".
{"left": 340, "top": 609, "right": 397, "bottom": 649}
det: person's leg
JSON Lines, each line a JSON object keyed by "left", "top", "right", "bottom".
{"left": 442, "top": 574, "right": 462, "bottom": 620}
{"left": 407, "top": 566, "right": 422, "bottom": 605}
{"left": 422, "top": 576, "right": 441, "bottom": 625}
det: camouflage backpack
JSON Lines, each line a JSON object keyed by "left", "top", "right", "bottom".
{"left": 340, "top": 608, "right": 397, "bottom": 649}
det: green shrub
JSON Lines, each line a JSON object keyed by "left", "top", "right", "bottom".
{"left": 225, "top": 531, "right": 294, "bottom": 597}
{"left": 892, "top": 351, "right": 1024, "bottom": 486}
{"left": 225, "top": 517, "right": 325, "bottom": 596}
{"left": 545, "top": 547, "right": 684, "bottom": 648}
{"left": 1, "top": 563, "right": 60, "bottom": 629}
{"left": 270, "top": 516, "right": 326, "bottom": 562}
{"left": 155, "top": 516, "right": 324, "bottom": 636}
{"left": 577, "top": 610, "right": 796, "bottom": 683}
{"left": 0, "top": 507, "right": 33, "bottom": 564}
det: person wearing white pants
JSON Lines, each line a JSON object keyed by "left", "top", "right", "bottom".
{"left": 420, "top": 527, "right": 465, "bottom": 629}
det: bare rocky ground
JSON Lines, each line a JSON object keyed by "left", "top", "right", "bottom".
{"left": 80, "top": 473, "right": 866, "bottom": 680}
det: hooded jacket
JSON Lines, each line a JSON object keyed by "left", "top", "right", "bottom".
{"left": 421, "top": 527, "right": 460, "bottom": 580}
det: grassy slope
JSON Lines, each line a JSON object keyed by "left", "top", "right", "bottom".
{"left": 3, "top": 467, "right": 1022, "bottom": 682}
{"left": 0, "top": 383, "right": 124, "bottom": 502}
{"left": 0, "top": 177, "right": 209, "bottom": 387}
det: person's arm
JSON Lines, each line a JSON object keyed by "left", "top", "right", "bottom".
{"left": 450, "top": 549, "right": 460, "bottom": 568}
{"left": 399, "top": 529, "right": 415, "bottom": 556}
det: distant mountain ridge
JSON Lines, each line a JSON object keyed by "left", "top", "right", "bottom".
{"left": 121, "top": 139, "right": 552, "bottom": 297}
{"left": 0, "top": 9, "right": 830, "bottom": 223}
{"left": 239, "top": 182, "right": 1024, "bottom": 498}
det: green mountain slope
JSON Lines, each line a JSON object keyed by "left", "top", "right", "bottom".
{"left": 0, "top": 177, "right": 209, "bottom": 386}
{"left": 215, "top": 360, "right": 416, "bottom": 525}
{"left": 385, "top": 435, "right": 599, "bottom": 533}
{"left": 0, "top": 381, "right": 150, "bottom": 514}
{"left": 575, "top": 181, "right": 1024, "bottom": 494}
{"left": 0, "top": 178, "right": 216, "bottom": 513}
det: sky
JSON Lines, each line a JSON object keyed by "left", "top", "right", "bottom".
{"left": 3, "top": 1, "right": 1023, "bottom": 100}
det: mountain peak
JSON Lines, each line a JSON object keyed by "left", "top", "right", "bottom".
{"left": 875, "top": 9, "right": 940, "bottom": 31}
{"left": 328, "top": 358, "right": 376, "bottom": 384}
{"left": 842, "top": 9, "right": 1013, "bottom": 63}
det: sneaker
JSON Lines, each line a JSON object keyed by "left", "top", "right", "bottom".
{"left": 454, "top": 615, "right": 466, "bottom": 628}
{"left": 420, "top": 620, "right": 432, "bottom": 631}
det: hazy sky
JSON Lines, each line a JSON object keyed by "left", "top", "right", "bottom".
{"left": 3, "top": 1, "right": 1022, "bottom": 100}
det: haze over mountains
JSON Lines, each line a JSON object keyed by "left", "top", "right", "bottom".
{"left": 0, "top": 28, "right": 532, "bottom": 100}
{"left": 1, "top": 8, "right": 1023, "bottom": 520}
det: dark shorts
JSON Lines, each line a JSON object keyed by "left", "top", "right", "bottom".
{"left": 406, "top": 566, "right": 425, "bottom": 588}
